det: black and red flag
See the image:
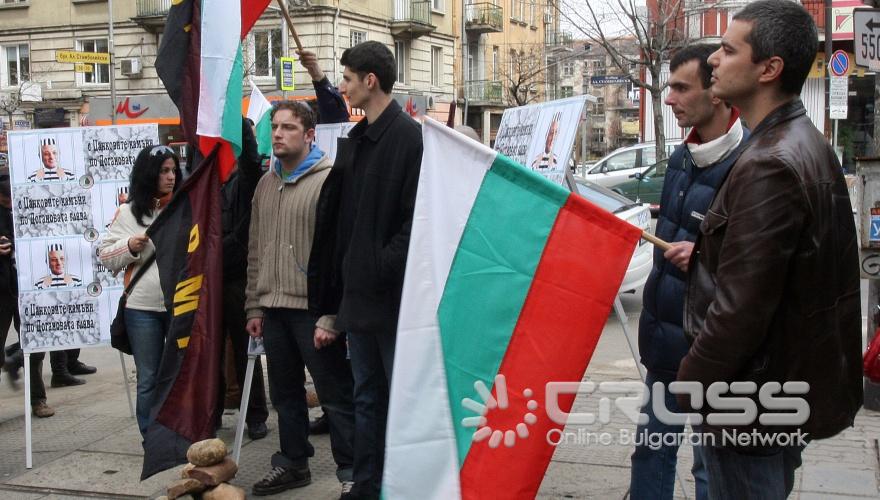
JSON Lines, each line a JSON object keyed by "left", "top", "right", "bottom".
{"left": 141, "top": 145, "right": 224, "bottom": 479}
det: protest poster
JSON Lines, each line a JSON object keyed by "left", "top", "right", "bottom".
{"left": 7, "top": 124, "right": 160, "bottom": 352}
{"left": 493, "top": 96, "right": 589, "bottom": 186}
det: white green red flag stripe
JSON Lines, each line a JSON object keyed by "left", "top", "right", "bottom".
{"left": 383, "top": 119, "right": 642, "bottom": 499}
{"left": 157, "top": 0, "right": 271, "bottom": 181}
{"left": 246, "top": 82, "right": 273, "bottom": 157}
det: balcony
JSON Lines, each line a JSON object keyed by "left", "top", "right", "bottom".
{"left": 391, "top": 1, "right": 436, "bottom": 39}
{"left": 545, "top": 30, "right": 572, "bottom": 48}
{"left": 133, "top": 0, "right": 171, "bottom": 32}
{"left": 465, "top": 3, "right": 504, "bottom": 34}
{"left": 464, "top": 80, "right": 503, "bottom": 105}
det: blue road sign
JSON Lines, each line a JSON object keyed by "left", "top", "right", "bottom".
{"left": 830, "top": 50, "right": 849, "bottom": 77}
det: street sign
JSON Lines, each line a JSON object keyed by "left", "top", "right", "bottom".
{"left": 829, "top": 50, "right": 849, "bottom": 76}
{"left": 830, "top": 75, "right": 849, "bottom": 120}
{"left": 855, "top": 8, "right": 880, "bottom": 70}
{"left": 74, "top": 63, "right": 93, "bottom": 73}
{"left": 55, "top": 50, "right": 110, "bottom": 65}
{"left": 278, "top": 56, "right": 296, "bottom": 91}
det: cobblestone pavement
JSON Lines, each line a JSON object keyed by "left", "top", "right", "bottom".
{"left": 1, "top": 293, "right": 878, "bottom": 499}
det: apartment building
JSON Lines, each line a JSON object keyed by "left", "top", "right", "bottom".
{"left": 0, "top": 0, "right": 456, "bottom": 149}
{"left": 453, "top": 0, "right": 550, "bottom": 144}
{"left": 645, "top": 0, "right": 871, "bottom": 171}
{"left": 545, "top": 37, "right": 640, "bottom": 160}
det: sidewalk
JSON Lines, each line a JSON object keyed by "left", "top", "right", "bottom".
{"left": 1, "top": 294, "right": 878, "bottom": 499}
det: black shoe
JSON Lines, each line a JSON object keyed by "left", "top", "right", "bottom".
{"left": 247, "top": 421, "right": 268, "bottom": 440}
{"left": 309, "top": 414, "right": 329, "bottom": 435}
{"left": 252, "top": 465, "right": 311, "bottom": 496}
{"left": 3, "top": 355, "right": 21, "bottom": 390}
{"left": 50, "top": 373, "right": 86, "bottom": 387}
{"left": 67, "top": 361, "right": 97, "bottom": 375}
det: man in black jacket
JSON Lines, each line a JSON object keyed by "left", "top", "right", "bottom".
{"left": 310, "top": 41, "right": 422, "bottom": 500}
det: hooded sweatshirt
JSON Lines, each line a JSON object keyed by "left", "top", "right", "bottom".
{"left": 245, "top": 145, "right": 334, "bottom": 328}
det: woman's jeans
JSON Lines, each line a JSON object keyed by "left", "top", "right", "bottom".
{"left": 124, "top": 308, "right": 169, "bottom": 435}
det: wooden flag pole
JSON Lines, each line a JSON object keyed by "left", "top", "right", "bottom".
{"left": 276, "top": 0, "right": 304, "bottom": 53}
{"left": 641, "top": 230, "right": 671, "bottom": 252}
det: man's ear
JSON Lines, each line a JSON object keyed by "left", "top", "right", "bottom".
{"left": 305, "top": 128, "right": 316, "bottom": 143}
{"left": 365, "top": 73, "right": 379, "bottom": 91}
{"left": 758, "top": 56, "right": 784, "bottom": 85}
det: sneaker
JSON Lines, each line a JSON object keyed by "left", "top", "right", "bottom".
{"left": 247, "top": 421, "right": 268, "bottom": 440}
{"left": 67, "top": 361, "right": 97, "bottom": 375}
{"left": 252, "top": 465, "right": 311, "bottom": 496}
{"left": 340, "top": 480, "right": 355, "bottom": 498}
{"left": 32, "top": 402, "right": 55, "bottom": 418}
{"left": 50, "top": 373, "right": 86, "bottom": 387}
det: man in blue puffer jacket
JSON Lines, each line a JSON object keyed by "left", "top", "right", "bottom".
{"left": 629, "top": 44, "right": 748, "bottom": 500}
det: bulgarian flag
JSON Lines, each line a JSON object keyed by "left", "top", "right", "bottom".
{"left": 157, "top": 0, "right": 271, "bottom": 181}
{"left": 383, "top": 119, "right": 642, "bottom": 499}
{"left": 246, "top": 82, "right": 273, "bottom": 157}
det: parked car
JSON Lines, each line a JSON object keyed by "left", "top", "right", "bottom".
{"left": 612, "top": 159, "right": 667, "bottom": 216}
{"left": 582, "top": 140, "right": 679, "bottom": 188}
{"left": 573, "top": 177, "right": 653, "bottom": 293}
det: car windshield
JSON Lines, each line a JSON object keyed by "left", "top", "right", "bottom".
{"left": 574, "top": 179, "right": 640, "bottom": 213}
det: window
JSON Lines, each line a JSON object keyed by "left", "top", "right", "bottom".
{"left": 492, "top": 46, "right": 498, "bottom": 81}
{"left": 432, "top": 0, "right": 442, "bottom": 11}
{"left": 2, "top": 0, "right": 28, "bottom": 4}
{"left": 430, "top": 46, "right": 442, "bottom": 87}
{"left": 2, "top": 43, "right": 29, "bottom": 87}
{"left": 510, "top": 0, "right": 517, "bottom": 20}
{"left": 77, "top": 38, "right": 109, "bottom": 84}
{"left": 395, "top": 40, "right": 408, "bottom": 85}
{"left": 350, "top": 30, "right": 366, "bottom": 48}
{"left": 249, "top": 28, "right": 282, "bottom": 77}
{"left": 606, "top": 149, "right": 637, "bottom": 172}
{"left": 560, "top": 86, "right": 573, "bottom": 98}
{"left": 562, "top": 61, "right": 574, "bottom": 77}
{"left": 529, "top": 0, "right": 536, "bottom": 26}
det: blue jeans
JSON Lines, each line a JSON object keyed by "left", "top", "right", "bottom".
{"left": 125, "top": 308, "right": 169, "bottom": 435}
{"left": 348, "top": 330, "right": 396, "bottom": 499}
{"left": 261, "top": 308, "right": 354, "bottom": 481}
{"left": 702, "top": 442, "right": 804, "bottom": 500}
{"left": 630, "top": 371, "right": 708, "bottom": 500}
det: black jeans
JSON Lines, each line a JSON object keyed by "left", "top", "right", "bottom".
{"left": 1, "top": 297, "right": 46, "bottom": 405}
{"left": 221, "top": 279, "right": 268, "bottom": 424}
{"left": 348, "top": 329, "right": 396, "bottom": 497}
{"left": 262, "top": 308, "right": 354, "bottom": 480}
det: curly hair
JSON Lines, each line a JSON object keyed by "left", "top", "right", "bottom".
{"left": 128, "top": 145, "right": 181, "bottom": 226}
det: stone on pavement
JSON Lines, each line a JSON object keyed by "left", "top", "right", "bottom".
{"left": 184, "top": 457, "right": 238, "bottom": 486}
{"left": 186, "top": 438, "right": 227, "bottom": 467}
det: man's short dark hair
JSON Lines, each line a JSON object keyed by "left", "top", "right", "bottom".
{"left": 670, "top": 44, "right": 719, "bottom": 89}
{"left": 340, "top": 41, "right": 396, "bottom": 94}
{"left": 270, "top": 100, "right": 316, "bottom": 131}
{"left": 0, "top": 166, "right": 10, "bottom": 199}
{"left": 733, "top": 0, "right": 818, "bottom": 95}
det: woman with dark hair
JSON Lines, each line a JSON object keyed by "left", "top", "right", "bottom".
{"left": 98, "top": 144, "right": 180, "bottom": 435}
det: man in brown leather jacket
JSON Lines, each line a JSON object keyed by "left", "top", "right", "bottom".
{"left": 678, "top": 1, "right": 862, "bottom": 498}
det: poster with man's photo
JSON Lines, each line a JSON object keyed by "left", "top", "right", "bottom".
{"left": 6, "top": 124, "right": 160, "bottom": 352}
{"left": 493, "top": 96, "right": 590, "bottom": 187}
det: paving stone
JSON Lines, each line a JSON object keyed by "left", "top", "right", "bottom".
{"left": 799, "top": 463, "right": 879, "bottom": 497}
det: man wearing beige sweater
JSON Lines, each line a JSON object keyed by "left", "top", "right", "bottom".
{"left": 244, "top": 101, "right": 355, "bottom": 497}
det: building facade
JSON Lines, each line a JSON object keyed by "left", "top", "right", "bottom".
{"left": 0, "top": 0, "right": 457, "bottom": 150}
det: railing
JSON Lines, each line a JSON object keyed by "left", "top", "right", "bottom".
{"left": 464, "top": 80, "right": 503, "bottom": 104}
{"left": 394, "top": 0, "right": 432, "bottom": 24}
{"left": 465, "top": 3, "right": 503, "bottom": 32}
{"left": 545, "top": 30, "right": 572, "bottom": 47}
{"left": 136, "top": 0, "right": 171, "bottom": 17}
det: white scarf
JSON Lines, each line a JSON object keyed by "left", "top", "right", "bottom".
{"left": 686, "top": 118, "right": 744, "bottom": 168}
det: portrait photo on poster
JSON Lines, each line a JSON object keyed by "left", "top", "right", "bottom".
{"left": 17, "top": 237, "right": 93, "bottom": 292}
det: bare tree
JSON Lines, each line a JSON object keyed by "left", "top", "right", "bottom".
{"left": 499, "top": 46, "right": 547, "bottom": 107}
{"left": 0, "top": 87, "right": 23, "bottom": 129}
{"left": 555, "top": 0, "right": 691, "bottom": 160}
